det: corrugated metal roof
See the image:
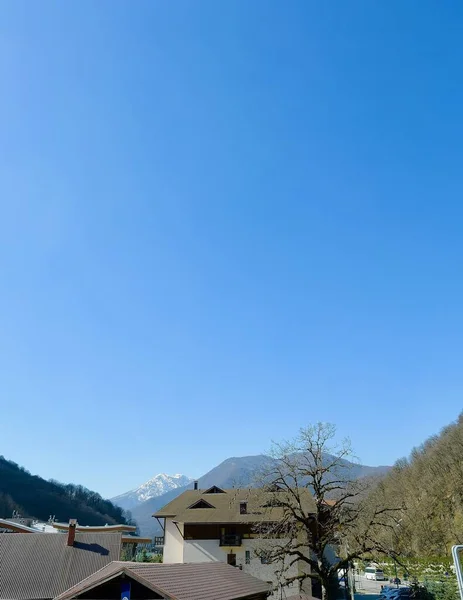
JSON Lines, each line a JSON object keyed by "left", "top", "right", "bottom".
{"left": 0, "top": 532, "right": 121, "bottom": 599}
{"left": 54, "top": 561, "right": 270, "bottom": 600}
{"left": 153, "top": 487, "right": 316, "bottom": 524}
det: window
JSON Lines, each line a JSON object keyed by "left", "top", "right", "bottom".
{"left": 245, "top": 550, "right": 251, "bottom": 565}
{"left": 204, "top": 486, "right": 226, "bottom": 494}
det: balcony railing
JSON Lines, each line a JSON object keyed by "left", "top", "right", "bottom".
{"left": 154, "top": 536, "right": 165, "bottom": 546}
{"left": 220, "top": 534, "right": 242, "bottom": 547}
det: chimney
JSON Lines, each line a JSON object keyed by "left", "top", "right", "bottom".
{"left": 67, "top": 519, "right": 77, "bottom": 546}
{"left": 194, "top": 481, "right": 198, "bottom": 490}
{"left": 239, "top": 501, "right": 247, "bottom": 515}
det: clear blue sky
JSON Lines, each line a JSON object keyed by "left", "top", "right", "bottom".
{"left": 0, "top": 1, "right": 462, "bottom": 499}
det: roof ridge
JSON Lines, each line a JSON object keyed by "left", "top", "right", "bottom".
{"left": 54, "top": 561, "right": 269, "bottom": 600}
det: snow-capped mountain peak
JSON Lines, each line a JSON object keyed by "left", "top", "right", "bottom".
{"left": 111, "top": 473, "right": 193, "bottom": 511}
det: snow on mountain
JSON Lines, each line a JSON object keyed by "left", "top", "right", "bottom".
{"left": 111, "top": 473, "right": 193, "bottom": 511}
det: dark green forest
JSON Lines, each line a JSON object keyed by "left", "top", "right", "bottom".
{"left": 0, "top": 456, "right": 134, "bottom": 526}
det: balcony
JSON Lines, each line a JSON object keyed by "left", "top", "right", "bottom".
{"left": 154, "top": 536, "right": 164, "bottom": 546}
{"left": 220, "top": 534, "right": 242, "bottom": 547}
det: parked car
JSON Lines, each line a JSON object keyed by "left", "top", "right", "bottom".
{"left": 381, "top": 591, "right": 400, "bottom": 599}
{"left": 388, "top": 589, "right": 410, "bottom": 598}
{"left": 380, "top": 587, "right": 410, "bottom": 600}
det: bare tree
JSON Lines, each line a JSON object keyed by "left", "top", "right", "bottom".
{"left": 251, "top": 423, "right": 403, "bottom": 600}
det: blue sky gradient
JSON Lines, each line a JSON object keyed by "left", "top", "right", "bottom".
{"left": 1, "top": 1, "right": 462, "bottom": 498}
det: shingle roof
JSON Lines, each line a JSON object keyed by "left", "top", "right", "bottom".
{"left": 54, "top": 561, "right": 270, "bottom": 600}
{"left": 153, "top": 487, "right": 316, "bottom": 524}
{"left": 0, "top": 532, "right": 121, "bottom": 599}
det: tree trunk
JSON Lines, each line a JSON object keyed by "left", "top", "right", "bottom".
{"left": 321, "top": 573, "right": 341, "bottom": 600}
{"left": 320, "top": 576, "right": 330, "bottom": 600}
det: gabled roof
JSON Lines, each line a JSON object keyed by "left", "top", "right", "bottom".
{"left": 54, "top": 561, "right": 270, "bottom": 600}
{"left": 153, "top": 487, "right": 316, "bottom": 524}
{"left": 0, "top": 532, "right": 121, "bottom": 600}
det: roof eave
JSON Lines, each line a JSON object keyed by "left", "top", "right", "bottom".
{"left": 55, "top": 568, "right": 123, "bottom": 600}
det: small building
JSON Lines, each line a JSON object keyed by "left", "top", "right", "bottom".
{"left": 54, "top": 561, "right": 270, "bottom": 600}
{"left": 0, "top": 516, "right": 150, "bottom": 559}
{"left": 153, "top": 485, "right": 316, "bottom": 598}
{"left": 49, "top": 520, "right": 151, "bottom": 556}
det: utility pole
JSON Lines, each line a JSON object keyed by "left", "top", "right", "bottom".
{"left": 451, "top": 546, "right": 463, "bottom": 600}
{"left": 348, "top": 562, "right": 355, "bottom": 600}
{"left": 343, "top": 541, "right": 355, "bottom": 600}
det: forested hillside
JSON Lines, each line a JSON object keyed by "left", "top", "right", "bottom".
{"left": 0, "top": 456, "right": 133, "bottom": 526}
{"left": 368, "top": 412, "right": 463, "bottom": 558}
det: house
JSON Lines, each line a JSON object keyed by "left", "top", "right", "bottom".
{"left": 0, "top": 516, "right": 150, "bottom": 557}
{"left": 0, "top": 525, "right": 121, "bottom": 600}
{"left": 49, "top": 520, "right": 152, "bottom": 551}
{"left": 53, "top": 561, "right": 270, "bottom": 600}
{"left": 153, "top": 484, "right": 316, "bottom": 598}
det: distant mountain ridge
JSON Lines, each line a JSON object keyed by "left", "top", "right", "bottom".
{"left": 111, "top": 474, "right": 192, "bottom": 511}
{"left": 0, "top": 451, "right": 391, "bottom": 536}
{"left": 127, "top": 454, "right": 391, "bottom": 536}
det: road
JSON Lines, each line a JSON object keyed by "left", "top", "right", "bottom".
{"left": 355, "top": 576, "right": 387, "bottom": 595}
{"left": 353, "top": 575, "right": 405, "bottom": 599}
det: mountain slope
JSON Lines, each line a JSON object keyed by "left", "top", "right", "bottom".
{"left": 366, "top": 412, "right": 463, "bottom": 557}
{"left": 131, "top": 454, "right": 391, "bottom": 536}
{"left": 111, "top": 474, "right": 192, "bottom": 511}
{"left": 0, "top": 455, "right": 131, "bottom": 526}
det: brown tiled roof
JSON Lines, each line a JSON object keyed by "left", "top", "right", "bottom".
{"left": 0, "top": 532, "right": 121, "bottom": 599}
{"left": 54, "top": 561, "right": 270, "bottom": 600}
{"left": 153, "top": 487, "right": 316, "bottom": 524}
